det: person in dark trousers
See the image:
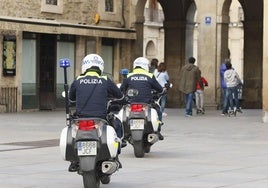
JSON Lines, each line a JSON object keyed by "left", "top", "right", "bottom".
{"left": 220, "top": 58, "right": 230, "bottom": 111}
{"left": 120, "top": 57, "right": 166, "bottom": 140}
{"left": 222, "top": 61, "right": 243, "bottom": 115}
{"left": 179, "top": 57, "right": 201, "bottom": 117}
{"left": 154, "top": 62, "right": 170, "bottom": 117}
{"left": 68, "top": 53, "right": 124, "bottom": 171}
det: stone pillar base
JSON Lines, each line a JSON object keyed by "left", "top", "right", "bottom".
{"left": 0, "top": 105, "right": 6, "bottom": 113}
{"left": 263, "top": 110, "right": 268, "bottom": 123}
{"left": 204, "top": 103, "right": 219, "bottom": 110}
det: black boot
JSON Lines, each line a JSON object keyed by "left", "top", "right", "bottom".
{"left": 157, "top": 132, "right": 164, "bottom": 140}
{"left": 121, "top": 139, "right": 127, "bottom": 148}
{"left": 115, "top": 156, "right": 122, "bottom": 168}
{"left": 68, "top": 161, "right": 79, "bottom": 172}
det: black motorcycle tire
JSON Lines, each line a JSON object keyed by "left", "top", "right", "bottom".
{"left": 133, "top": 141, "right": 145, "bottom": 158}
{"left": 82, "top": 171, "right": 100, "bottom": 188}
{"left": 100, "top": 175, "right": 111, "bottom": 184}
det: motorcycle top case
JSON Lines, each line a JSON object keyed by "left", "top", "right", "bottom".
{"left": 59, "top": 126, "right": 77, "bottom": 161}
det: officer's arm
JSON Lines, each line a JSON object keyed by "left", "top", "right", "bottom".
{"left": 108, "top": 79, "right": 124, "bottom": 100}
{"left": 69, "top": 81, "right": 76, "bottom": 102}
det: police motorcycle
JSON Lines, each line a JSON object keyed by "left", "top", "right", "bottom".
{"left": 59, "top": 59, "right": 123, "bottom": 188}
{"left": 117, "top": 88, "right": 166, "bottom": 158}
{"left": 117, "top": 68, "right": 169, "bottom": 158}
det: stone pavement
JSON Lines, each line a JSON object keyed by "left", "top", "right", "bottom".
{"left": 0, "top": 109, "right": 268, "bottom": 188}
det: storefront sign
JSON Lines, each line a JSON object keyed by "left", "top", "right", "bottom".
{"left": 3, "top": 35, "right": 16, "bottom": 76}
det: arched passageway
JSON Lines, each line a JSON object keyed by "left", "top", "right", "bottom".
{"left": 135, "top": 0, "right": 263, "bottom": 109}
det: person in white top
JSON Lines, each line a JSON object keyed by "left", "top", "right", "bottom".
{"left": 154, "top": 62, "right": 170, "bottom": 118}
{"left": 222, "top": 61, "right": 242, "bottom": 114}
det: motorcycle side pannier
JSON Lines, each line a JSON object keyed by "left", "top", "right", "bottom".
{"left": 59, "top": 126, "right": 77, "bottom": 161}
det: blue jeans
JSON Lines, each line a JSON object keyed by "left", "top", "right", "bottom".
{"left": 222, "top": 86, "right": 239, "bottom": 113}
{"left": 185, "top": 92, "right": 194, "bottom": 115}
{"left": 160, "top": 94, "right": 167, "bottom": 113}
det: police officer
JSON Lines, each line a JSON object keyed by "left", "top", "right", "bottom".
{"left": 68, "top": 54, "right": 124, "bottom": 171}
{"left": 120, "top": 57, "right": 165, "bottom": 140}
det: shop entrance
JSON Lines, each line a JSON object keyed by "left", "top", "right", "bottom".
{"left": 38, "top": 34, "right": 57, "bottom": 110}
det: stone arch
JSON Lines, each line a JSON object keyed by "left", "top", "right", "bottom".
{"left": 158, "top": 0, "right": 194, "bottom": 107}
{"left": 185, "top": 2, "right": 197, "bottom": 63}
{"left": 221, "top": 0, "right": 263, "bottom": 108}
{"left": 135, "top": 0, "right": 263, "bottom": 109}
{"left": 239, "top": 0, "right": 263, "bottom": 108}
{"left": 134, "top": 0, "right": 147, "bottom": 60}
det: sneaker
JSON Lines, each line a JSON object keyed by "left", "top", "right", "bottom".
{"left": 162, "top": 112, "right": 168, "bottom": 117}
{"left": 236, "top": 108, "right": 243, "bottom": 113}
{"left": 68, "top": 161, "right": 79, "bottom": 172}
{"left": 221, "top": 112, "right": 227, "bottom": 116}
{"left": 158, "top": 132, "right": 164, "bottom": 140}
{"left": 185, "top": 114, "right": 192, "bottom": 117}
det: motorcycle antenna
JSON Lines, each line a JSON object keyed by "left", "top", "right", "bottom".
{"left": 60, "top": 58, "right": 71, "bottom": 127}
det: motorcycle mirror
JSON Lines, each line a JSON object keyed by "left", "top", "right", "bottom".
{"left": 59, "top": 58, "right": 71, "bottom": 68}
{"left": 127, "top": 89, "right": 138, "bottom": 97}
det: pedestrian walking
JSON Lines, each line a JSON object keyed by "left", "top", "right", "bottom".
{"left": 222, "top": 61, "right": 243, "bottom": 115}
{"left": 154, "top": 62, "right": 170, "bottom": 116}
{"left": 149, "top": 58, "right": 158, "bottom": 73}
{"left": 195, "top": 74, "right": 208, "bottom": 114}
{"left": 179, "top": 57, "right": 201, "bottom": 117}
{"left": 220, "top": 58, "right": 229, "bottom": 108}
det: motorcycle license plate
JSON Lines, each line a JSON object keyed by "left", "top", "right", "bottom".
{"left": 130, "top": 119, "right": 144, "bottom": 130}
{"left": 77, "top": 141, "right": 97, "bottom": 156}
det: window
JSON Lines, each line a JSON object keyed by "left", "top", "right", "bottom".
{"left": 41, "top": 0, "right": 63, "bottom": 14}
{"left": 105, "top": 0, "right": 114, "bottom": 12}
{"left": 46, "top": 0, "right": 58, "bottom": 5}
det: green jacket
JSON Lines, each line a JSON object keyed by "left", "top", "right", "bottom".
{"left": 179, "top": 64, "right": 201, "bottom": 94}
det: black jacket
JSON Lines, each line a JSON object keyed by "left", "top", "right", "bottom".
{"left": 120, "top": 68, "right": 163, "bottom": 103}
{"left": 69, "top": 71, "right": 123, "bottom": 118}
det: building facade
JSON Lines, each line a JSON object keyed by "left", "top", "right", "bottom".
{"left": 0, "top": 0, "right": 136, "bottom": 112}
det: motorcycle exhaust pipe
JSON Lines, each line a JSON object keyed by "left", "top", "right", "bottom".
{"left": 147, "top": 133, "right": 159, "bottom": 144}
{"left": 102, "top": 161, "right": 119, "bottom": 174}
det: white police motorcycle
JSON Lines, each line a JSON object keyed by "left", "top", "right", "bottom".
{"left": 59, "top": 59, "right": 122, "bottom": 188}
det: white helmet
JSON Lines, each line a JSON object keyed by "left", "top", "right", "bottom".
{"left": 133, "top": 57, "right": 149, "bottom": 72}
{"left": 81, "top": 54, "right": 104, "bottom": 74}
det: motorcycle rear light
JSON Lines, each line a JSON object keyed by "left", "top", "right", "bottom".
{"left": 78, "top": 120, "right": 96, "bottom": 131}
{"left": 131, "top": 104, "right": 144, "bottom": 112}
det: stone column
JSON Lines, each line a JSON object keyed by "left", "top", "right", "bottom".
{"left": 216, "top": 14, "right": 230, "bottom": 109}
{"left": 196, "top": 1, "right": 218, "bottom": 109}
{"left": 243, "top": 21, "right": 263, "bottom": 109}
{"left": 164, "top": 20, "right": 186, "bottom": 108}
{"left": 134, "top": 15, "right": 145, "bottom": 58}
{"left": 263, "top": 1, "right": 268, "bottom": 123}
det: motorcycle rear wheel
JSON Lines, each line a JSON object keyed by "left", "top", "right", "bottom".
{"left": 133, "top": 141, "right": 145, "bottom": 158}
{"left": 82, "top": 172, "right": 100, "bottom": 188}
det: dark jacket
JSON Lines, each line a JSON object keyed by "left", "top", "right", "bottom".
{"left": 179, "top": 64, "right": 201, "bottom": 94}
{"left": 120, "top": 68, "right": 163, "bottom": 103}
{"left": 69, "top": 71, "right": 123, "bottom": 118}
{"left": 220, "top": 63, "right": 227, "bottom": 89}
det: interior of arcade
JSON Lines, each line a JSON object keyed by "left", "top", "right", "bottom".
{"left": 143, "top": 0, "right": 262, "bottom": 109}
